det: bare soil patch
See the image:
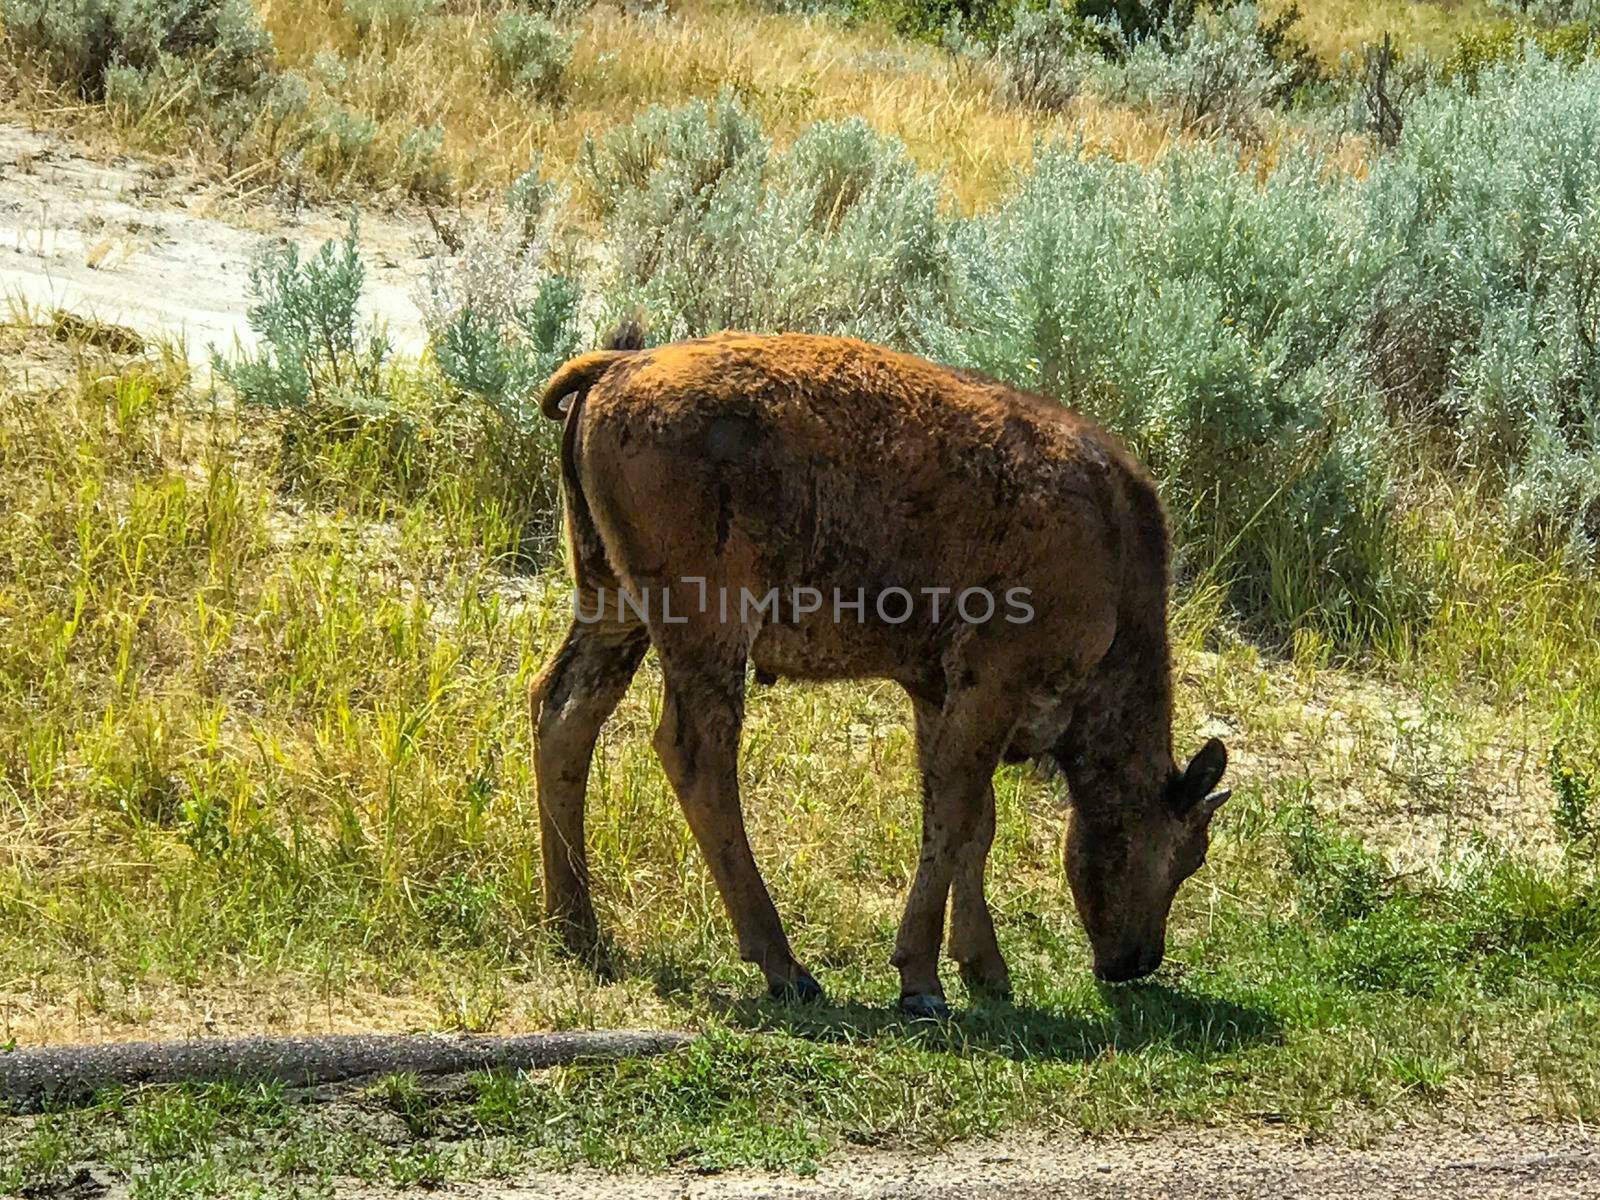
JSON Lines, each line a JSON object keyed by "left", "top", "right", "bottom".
{"left": 0, "top": 123, "right": 432, "bottom": 362}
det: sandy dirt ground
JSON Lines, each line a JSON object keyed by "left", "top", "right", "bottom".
{"left": 430, "top": 1125, "right": 1600, "bottom": 1199}
{"left": 0, "top": 122, "right": 432, "bottom": 362}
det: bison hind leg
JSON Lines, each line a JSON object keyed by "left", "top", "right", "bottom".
{"left": 650, "top": 634, "right": 823, "bottom": 1004}
{"left": 530, "top": 615, "right": 649, "bottom": 967}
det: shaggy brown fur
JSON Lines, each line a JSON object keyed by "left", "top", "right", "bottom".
{"left": 528, "top": 332, "right": 1230, "bottom": 1013}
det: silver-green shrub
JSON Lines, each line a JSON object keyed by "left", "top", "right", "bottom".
{"left": 490, "top": 10, "right": 575, "bottom": 99}
{"left": 581, "top": 91, "right": 768, "bottom": 230}
{"left": 507, "top": 154, "right": 565, "bottom": 244}
{"left": 589, "top": 96, "right": 957, "bottom": 346}
{"left": 214, "top": 217, "right": 389, "bottom": 410}
{"left": 396, "top": 122, "right": 452, "bottom": 201}
{"left": 309, "top": 103, "right": 380, "bottom": 184}
{"left": 415, "top": 172, "right": 584, "bottom": 559}
{"left": 0, "top": 0, "right": 272, "bottom": 101}
{"left": 1105, "top": 3, "right": 1284, "bottom": 137}
{"left": 990, "top": 1, "right": 1096, "bottom": 112}
{"left": 417, "top": 167, "right": 583, "bottom": 428}
{"left": 931, "top": 142, "right": 1398, "bottom": 628}
{"left": 1366, "top": 54, "right": 1600, "bottom": 566}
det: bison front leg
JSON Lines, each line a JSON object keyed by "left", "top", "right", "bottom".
{"left": 894, "top": 695, "right": 1014, "bottom": 1017}
{"left": 910, "top": 697, "right": 1010, "bottom": 1002}
{"left": 948, "top": 781, "right": 1011, "bottom": 1001}
{"left": 653, "top": 664, "right": 823, "bottom": 1003}
{"left": 530, "top": 617, "right": 649, "bottom": 964}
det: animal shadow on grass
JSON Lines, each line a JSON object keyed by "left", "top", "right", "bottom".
{"left": 646, "top": 961, "right": 1281, "bottom": 1063}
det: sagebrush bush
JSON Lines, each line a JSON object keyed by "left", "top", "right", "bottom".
{"left": 1079, "top": 0, "right": 1194, "bottom": 45}
{"left": 507, "top": 155, "right": 565, "bottom": 244}
{"left": 0, "top": 0, "right": 273, "bottom": 101}
{"left": 1364, "top": 55, "right": 1600, "bottom": 566}
{"left": 410, "top": 160, "right": 583, "bottom": 554}
{"left": 583, "top": 95, "right": 1401, "bottom": 632}
{"left": 396, "top": 122, "right": 452, "bottom": 200}
{"left": 258, "top": 70, "right": 311, "bottom": 153}
{"left": 933, "top": 143, "right": 1401, "bottom": 630}
{"left": 214, "top": 217, "right": 389, "bottom": 411}
{"left": 208, "top": 216, "right": 567, "bottom": 557}
{"left": 990, "top": 1, "right": 1095, "bottom": 112}
{"left": 588, "top": 96, "right": 956, "bottom": 346}
{"left": 308, "top": 103, "right": 381, "bottom": 183}
{"left": 1107, "top": 2, "right": 1285, "bottom": 136}
{"left": 580, "top": 90, "right": 768, "bottom": 218}
{"left": 418, "top": 222, "right": 583, "bottom": 428}
{"left": 490, "top": 10, "right": 574, "bottom": 99}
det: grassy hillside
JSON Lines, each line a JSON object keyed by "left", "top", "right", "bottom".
{"left": 0, "top": 319, "right": 1598, "bottom": 1193}
{"left": 5, "top": 0, "right": 1600, "bottom": 1193}
{"left": 0, "top": 0, "right": 1505, "bottom": 210}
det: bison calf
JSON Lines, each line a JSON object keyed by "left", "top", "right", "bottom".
{"left": 529, "top": 332, "right": 1229, "bottom": 1016}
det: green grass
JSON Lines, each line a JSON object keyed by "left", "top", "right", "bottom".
{"left": 2, "top": 316, "right": 1600, "bottom": 1194}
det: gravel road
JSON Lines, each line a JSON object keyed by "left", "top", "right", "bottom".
{"left": 448, "top": 1125, "right": 1599, "bottom": 1200}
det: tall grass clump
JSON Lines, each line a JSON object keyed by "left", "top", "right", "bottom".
{"left": 586, "top": 95, "right": 958, "bottom": 345}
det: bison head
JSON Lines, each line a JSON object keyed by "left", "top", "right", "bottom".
{"left": 1063, "top": 738, "right": 1229, "bottom": 983}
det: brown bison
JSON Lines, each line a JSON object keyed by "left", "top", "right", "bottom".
{"left": 529, "top": 331, "right": 1229, "bottom": 1016}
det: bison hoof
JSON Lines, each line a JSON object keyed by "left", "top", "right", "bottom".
{"left": 768, "top": 971, "right": 825, "bottom": 1004}
{"left": 899, "top": 992, "right": 951, "bottom": 1020}
{"left": 959, "top": 965, "right": 1013, "bottom": 1003}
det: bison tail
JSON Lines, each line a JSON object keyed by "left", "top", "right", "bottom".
{"left": 538, "top": 319, "right": 647, "bottom": 419}
{"left": 538, "top": 350, "right": 632, "bottom": 419}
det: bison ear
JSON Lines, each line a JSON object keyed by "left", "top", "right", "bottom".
{"left": 1176, "top": 737, "right": 1228, "bottom": 813}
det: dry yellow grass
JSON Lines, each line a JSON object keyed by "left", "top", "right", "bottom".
{"left": 0, "top": 0, "right": 1407, "bottom": 214}
{"left": 258, "top": 0, "right": 1174, "bottom": 211}
{"left": 1263, "top": 0, "right": 1503, "bottom": 66}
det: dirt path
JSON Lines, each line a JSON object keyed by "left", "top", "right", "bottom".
{"left": 0, "top": 122, "right": 432, "bottom": 361}
{"left": 439, "top": 1125, "right": 1599, "bottom": 1200}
